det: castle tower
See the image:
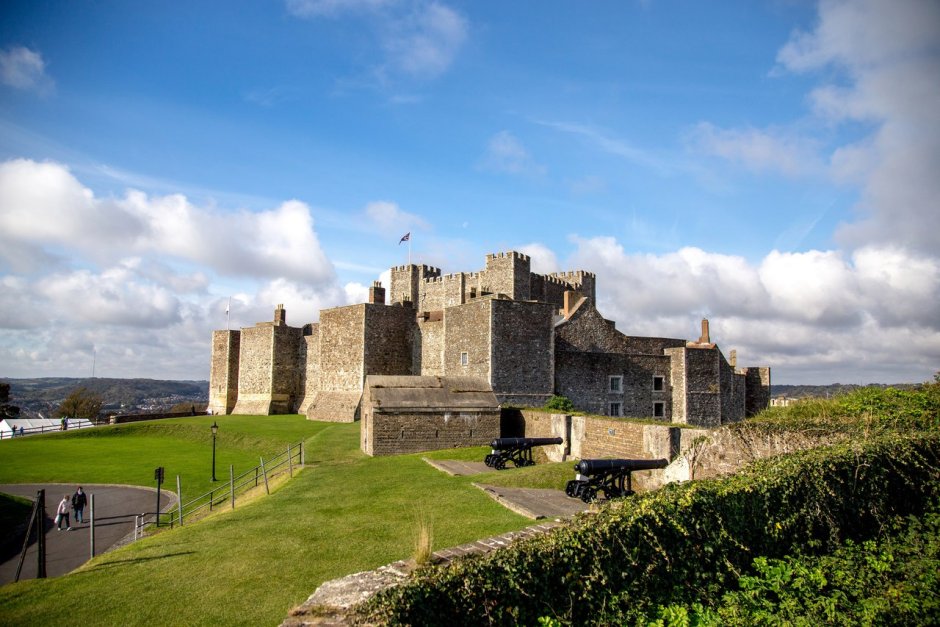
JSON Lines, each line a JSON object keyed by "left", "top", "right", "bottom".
{"left": 208, "top": 330, "right": 240, "bottom": 415}
{"left": 389, "top": 264, "right": 440, "bottom": 305}
{"left": 483, "top": 251, "right": 531, "bottom": 300}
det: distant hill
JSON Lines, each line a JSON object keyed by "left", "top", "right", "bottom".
{"left": 2, "top": 377, "right": 209, "bottom": 418}
{"left": 771, "top": 382, "right": 921, "bottom": 399}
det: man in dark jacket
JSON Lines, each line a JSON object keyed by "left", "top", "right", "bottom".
{"left": 71, "top": 487, "right": 87, "bottom": 524}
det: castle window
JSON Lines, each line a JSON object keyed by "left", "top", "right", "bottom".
{"left": 460, "top": 351, "right": 469, "bottom": 366}
{"left": 653, "top": 402, "right": 665, "bottom": 418}
{"left": 609, "top": 375, "right": 623, "bottom": 393}
{"left": 653, "top": 376, "right": 664, "bottom": 391}
{"left": 609, "top": 402, "right": 622, "bottom": 417}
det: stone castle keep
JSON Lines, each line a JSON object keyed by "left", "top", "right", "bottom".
{"left": 209, "top": 251, "right": 770, "bottom": 455}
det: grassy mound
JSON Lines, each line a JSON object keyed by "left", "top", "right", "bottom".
{"left": 364, "top": 385, "right": 940, "bottom": 625}
{"left": 0, "top": 419, "right": 533, "bottom": 625}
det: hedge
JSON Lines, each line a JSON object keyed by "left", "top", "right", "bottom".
{"left": 363, "top": 433, "right": 940, "bottom": 625}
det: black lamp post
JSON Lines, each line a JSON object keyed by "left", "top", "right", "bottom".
{"left": 210, "top": 421, "right": 219, "bottom": 482}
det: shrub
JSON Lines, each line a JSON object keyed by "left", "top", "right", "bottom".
{"left": 544, "top": 395, "right": 574, "bottom": 413}
{"left": 363, "top": 433, "right": 940, "bottom": 625}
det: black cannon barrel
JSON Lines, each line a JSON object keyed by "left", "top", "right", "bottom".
{"left": 490, "top": 437, "right": 563, "bottom": 449}
{"left": 576, "top": 458, "right": 669, "bottom": 474}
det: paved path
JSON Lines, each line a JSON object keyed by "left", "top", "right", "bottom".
{"left": 0, "top": 483, "right": 177, "bottom": 584}
{"left": 422, "top": 457, "right": 590, "bottom": 520}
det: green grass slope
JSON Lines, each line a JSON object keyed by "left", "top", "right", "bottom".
{"left": 0, "top": 416, "right": 530, "bottom": 625}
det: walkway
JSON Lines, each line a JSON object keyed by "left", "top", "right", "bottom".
{"left": 0, "top": 483, "right": 177, "bottom": 584}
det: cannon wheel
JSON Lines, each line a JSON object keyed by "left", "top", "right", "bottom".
{"left": 580, "top": 485, "right": 597, "bottom": 503}
{"left": 494, "top": 458, "right": 506, "bottom": 470}
{"left": 484, "top": 454, "right": 494, "bottom": 467}
{"left": 580, "top": 487, "right": 597, "bottom": 503}
{"left": 565, "top": 480, "right": 579, "bottom": 498}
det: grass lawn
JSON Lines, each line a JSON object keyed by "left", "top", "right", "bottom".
{"left": 0, "top": 417, "right": 534, "bottom": 625}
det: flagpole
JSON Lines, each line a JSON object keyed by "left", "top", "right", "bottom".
{"left": 226, "top": 297, "right": 231, "bottom": 331}
{"left": 408, "top": 236, "right": 412, "bottom": 266}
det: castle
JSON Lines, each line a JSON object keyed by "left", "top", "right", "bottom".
{"left": 209, "top": 251, "right": 770, "bottom": 451}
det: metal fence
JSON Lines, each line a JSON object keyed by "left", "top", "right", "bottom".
{"left": 133, "top": 441, "right": 304, "bottom": 537}
{"left": 1, "top": 421, "right": 97, "bottom": 439}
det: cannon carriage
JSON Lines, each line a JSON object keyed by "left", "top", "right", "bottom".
{"left": 565, "top": 458, "right": 669, "bottom": 503}
{"left": 483, "top": 437, "right": 564, "bottom": 470}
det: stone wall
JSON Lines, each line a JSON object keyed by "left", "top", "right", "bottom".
{"left": 363, "top": 304, "right": 413, "bottom": 378}
{"left": 297, "top": 329, "right": 320, "bottom": 414}
{"left": 232, "top": 325, "right": 275, "bottom": 415}
{"left": 271, "top": 325, "right": 303, "bottom": 413}
{"left": 665, "top": 347, "right": 687, "bottom": 423}
{"left": 318, "top": 305, "right": 366, "bottom": 391}
{"left": 684, "top": 346, "right": 722, "bottom": 427}
{"left": 420, "top": 273, "right": 465, "bottom": 311}
{"left": 490, "top": 299, "right": 555, "bottom": 405}
{"left": 416, "top": 317, "right": 444, "bottom": 376}
{"left": 442, "top": 299, "right": 491, "bottom": 382}
{"left": 209, "top": 330, "right": 240, "bottom": 415}
{"left": 362, "top": 409, "right": 500, "bottom": 456}
{"left": 554, "top": 352, "right": 672, "bottom": 419}
{"left": 744, "top": 367, "right": 772, "bottom": 417}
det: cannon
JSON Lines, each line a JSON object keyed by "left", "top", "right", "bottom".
{"left": 484, "top": 437, "right": 564, "bottom": 470}
{"left": 565, "top": 458, "right": 669, "bottom": 503}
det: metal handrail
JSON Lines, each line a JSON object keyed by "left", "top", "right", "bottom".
{"left": 165, "top": 441, "right": 304, "bottom": 528}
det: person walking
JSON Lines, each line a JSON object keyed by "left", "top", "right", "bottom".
{"left": 71, "top": 487, "right": 87, "bottom": 524}
{"left": 56, "top": 495, "right": 71, "bottom": 531}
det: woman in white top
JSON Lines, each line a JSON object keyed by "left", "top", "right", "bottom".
{"left": 56, "top": 495, "right": 71, "bottom": 531}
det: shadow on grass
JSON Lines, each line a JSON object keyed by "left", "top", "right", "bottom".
{"left": 84, "top": 551, "right": 197, "bottom": 571}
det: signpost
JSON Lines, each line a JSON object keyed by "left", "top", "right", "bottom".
{"left": 154, "top": 466, "right": 164, "bottom": 526}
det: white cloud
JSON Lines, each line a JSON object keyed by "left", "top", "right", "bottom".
{"left": 0, "top": 46, "right": 53, "bottom": 94}
{"left": 689, "top": 123, "right": 825, "bottom": 177}
{"left": 567, "top": 236, "right": 940, "bottom": 383}
{"left": 364, "top": 200, "right": 429, "bottom": 235}
{"left": 518, "top": 243, "right": 560, "bottom": 274}
{"left": 382, "top": 2, "right": 467, "bottom": 79}
{"left": 780, "top": 0, "right": 940, "bottom": 252}
{"left": 287, "top": 0, "right": 467, "bottom": 82}
{"left": 0, "top": 158, "right": 354, "bottom": 379}
{"left": 285, "top": 0, "right": 393, "bottom": 18}
{"left": 480, "top": 131, "right": 546, "bottom": 177}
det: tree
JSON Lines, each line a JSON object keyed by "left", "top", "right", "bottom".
{"left": 56, "top": 387, "right": 104, "bottom": 421}
{"left": 0, "top": 382, "right": 20, "bottom": 420}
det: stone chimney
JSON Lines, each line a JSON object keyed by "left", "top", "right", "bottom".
{"left": 698, "top": 318, "right": 710, "bottom": 344}
{"left": 274, "top": 304, "right": 286, "bottom": 326}
{"left": 369, "top": 281, "right": 386, "bottom": 305}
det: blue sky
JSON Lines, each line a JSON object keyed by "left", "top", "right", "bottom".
{"left": 0, "top": 0, "right": 937, "bottom": 384}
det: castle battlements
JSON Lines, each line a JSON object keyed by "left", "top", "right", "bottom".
{"left": 392, "top": 263, "right": 441, "bottom": 275}
{"left": 485, "top": 251, "right": 531, "bottom": 262}
{"left": 548, "top": 270, "right": 596, "bottom": 280}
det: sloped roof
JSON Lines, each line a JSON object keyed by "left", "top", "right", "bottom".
{"left": 365, "top": 376, "right": 498, "bottom": 412}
